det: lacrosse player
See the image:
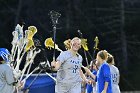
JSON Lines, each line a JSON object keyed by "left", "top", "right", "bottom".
{"left": 107, "top": 53, "right": 120, "bottom": 93}
{"left": 83, "top": 50, "right": 112, "bottom": 93}
{"left": 51, "top": 37, "right": 88, "bottom": 93}
{"left": 0, "top": 48, "right": 17, "bottom": 93}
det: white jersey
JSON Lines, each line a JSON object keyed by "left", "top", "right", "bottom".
{"left": 55, "top": 50, "right": 83, "bottom": 93}
{"left": 56, "top": 50, "right": 83, "bottom": 83}
{"left": 109, "top": 65, "right": 121, "bottom": 93}
{"left": 0, "top": 63, "right": 15, "bottom": 93}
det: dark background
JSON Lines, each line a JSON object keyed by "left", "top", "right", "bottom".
{"left": 0, "top": 0, "right": 140, "bottom": 91}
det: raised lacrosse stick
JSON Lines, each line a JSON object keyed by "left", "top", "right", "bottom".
{"left": 19, "top": 48, "right": 34, "bottom": 82}
{"left": 24, "top": 26, "right": 37, "bottom": 53}
{"left": 78, "top": 30, "right": 89, "bottom": 66}
{"left": 20, "top": 66, "right": 40, "bottom": 93}
{"left": 11, "top": 31, "right": 18, "bottom": 61}
{"left": 22, "top": 61, "right": 56, "bottom": 93}
{"left": 11, "top": 24, "right": 24, "bottom": 63}
{"left": 44, "top": 38, "right": 63, "bottom": 52}
{"left": 15, "top": 26, "right": 40, "bottom": 93}
{"left": 19, "top": 48, "right": 41, "bottom": 81}
{"left": 20, "top": 26, "right": 38, "bottom": 81}
{"left": 48, "top": 10, "right": 61, "bottom": 61}
{"left": 81, "top": 38, "right": 89, "bottom": 51}
{"left": 93, "top": 36, "right": 99, "bottom": 57}
{"left": 14, "top": 29, "right": 27, "bottom": 71}
{"left": 22, "top": 67, "right": 40, "bottom": 83}
{"left": 16, "top": 24, "right": 24, "bottom": 59}
{"left": 15, "top": 26, "right": 37, "bottom": 72}
{"left": 80, "top": 38, "right": 96, "bottom": 66}
{"left": 26, "top": 48, "right": 41, "bottom": 76}
{"left": 90, "top": 36, "right": 99, "bottom": 66}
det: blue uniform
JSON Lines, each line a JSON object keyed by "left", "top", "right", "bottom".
{"left": 96, "top": 62, "right": 112, "bottom": 93}
{"left": 86, "top": 70, "right": 97, "bottom": 93}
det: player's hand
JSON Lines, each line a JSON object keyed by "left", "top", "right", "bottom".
{"left": 17, "top": 80, "right": 25, "bottom": 90}
{"left": 83, "top": 79, "right": 91, "bottom": 84}
{"left": 82, "top": 66, "right": 90, "bottom": 74}
{"left": 101, "top": 89, "right": 106, "bottom": 93}
{"left": 88, "top": 79, "right": 94, "bottom": 84}
{"left": 51, "top": 61, "right": 56, "bottom": 68}
{"left": 86, "top": 79, "right": 91, "bottom": 84}
{"left": 13, "top": 70, "right": 22, "bottom": 79}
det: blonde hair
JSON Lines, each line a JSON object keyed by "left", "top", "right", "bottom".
{"left": 71, "top": 37, "right": 81, "bottom": 43}
{"left": 63, "top": 39, "right": 71, "bottom": 50}
{"left": 70, "top": 37, "right": 81, "bottom": 49}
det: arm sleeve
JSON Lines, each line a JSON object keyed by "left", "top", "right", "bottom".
{"left": 56, "top": 52, "right": 65, "bottom": 64}
{"left": 5, "top": 66, "right": 15, "bottom": 85}
{"left": 103, "top": 64, "right": 111, "bottom": 82}
{"left": 117, "top": 68, "right": 120, "bottom": 84}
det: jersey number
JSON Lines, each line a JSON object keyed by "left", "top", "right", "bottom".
{"left": 73, "top": 65, "right": 78, "bottom": 73}
{"left": 112, "top": 74, "right": 117, "bottom": 83}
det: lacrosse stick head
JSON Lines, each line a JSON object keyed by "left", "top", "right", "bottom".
{"left": 33, "top": 38, "right": 42, "bottom": 47}
{"left": 0, "top": 48, "right": 11, "bottom": 63}
{"left": 28, "top": 26, "right": 37, "bottom": 35}
{"left": 25, "top": 39, "right": 34, "bottom": 52}
{"left": 94, "top": 36, "right": 99, "bottom": 50}
{"left": 24, "top": 27, "right": 37, "bottom": 52}
{"left": 26, "top": 30, "right": 34, "bottom": 40}
{"left": 15, "top": 24, "right": 23, "bottom": 40}
{"left": 11, "top": 31, "right": 19, "bottom": 44}
{"left": 81, "top": 38, "right": 89, "bottom": 51}
{"left": 48, "top": 10, "right": 61, "bottom": 26}
{"left": 39, "top": 61, "right": 51, "bottom": 70}
{"left": 25, "top": 26, "right": 37, "bottom": 41}
{"left": 64, "top": 39, "right": 71, "bottom": 50}
{"left": 44, "top": 38, "right": 59, "bottom": 50}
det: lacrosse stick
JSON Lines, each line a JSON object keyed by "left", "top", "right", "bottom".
{"left": 15, "top": 26, "right": 37, "bottom": 72}
{"left": 22, "top": 61, "right": 56, "bottom": 93}
{"left": 44, "top": 38, "right": 63, "bottom": 52}
{"left": 11, "top": 24, "right": 24, "bottom": 64}
{"left": 48, "top": 10, "right": 61, "bottom": 61}
{"left": 19, "top": 48, "right": 41, "bottom": 81}
{"left": 78, "top": 30, "right": 89, "bottom": 66}
{"left": 11, "top": 31, "right": 18, "bottom": 61}
{"left": 63, "top": 39, "right": 71, "bottom": 50}
{"left": 89, "top": 36, "right": 99, "bottom": 67}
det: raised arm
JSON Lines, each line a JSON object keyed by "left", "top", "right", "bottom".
{"left": 51, "top": 60, "right": 61, "bottom": 71}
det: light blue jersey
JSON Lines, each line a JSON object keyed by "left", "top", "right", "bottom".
{"left": 109, "top": 65, "right": 120, "bottom": 93}
{"left": 0, "top": 63, "right": 15, "bottom": 93}
{"left": 56, "top": 50, "right": 83, "bottom": 93}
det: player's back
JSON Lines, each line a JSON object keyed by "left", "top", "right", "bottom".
{"left": 0, "top": 64, "right": 14, "bottom": 93}
{"left": 109, "top": 65, "right": 121, "bottom": 93}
